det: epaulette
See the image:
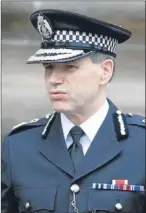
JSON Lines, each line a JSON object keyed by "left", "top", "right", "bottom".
{"left": 8, "top": 113, "right": 52, "bottom": 136}
{"left": 126, "top": 113, "right": 145, "bottom": 128}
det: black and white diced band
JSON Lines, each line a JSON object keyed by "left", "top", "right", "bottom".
{"left": 52, "top": 30, "right": 118, "bottom": 55}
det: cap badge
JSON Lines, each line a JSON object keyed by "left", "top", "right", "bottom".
{"left": 37, "top": 13, "right": 54, "bottom": 39}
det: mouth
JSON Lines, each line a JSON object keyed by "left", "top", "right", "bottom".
{"left": 49, "top": 91, "right": 67, "bottom": 100}
{"left": 50, "top": 91, "right": 66, "bottom": 94}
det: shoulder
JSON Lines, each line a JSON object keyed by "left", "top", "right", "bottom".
{"left": 6, "top": 113, "right": 53, "bottom": 137}
{"left": 124, "top": 113, "right": 145, "bottom": 146}
{"left": 125, "top": 113, "right": 145, "bottom": 128}
{"left": 112, "top": 109, "right": 145, "bottom": 142}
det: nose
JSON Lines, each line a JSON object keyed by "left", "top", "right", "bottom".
{"left": 49, "top": 69, "right": 64, "bottom": 85}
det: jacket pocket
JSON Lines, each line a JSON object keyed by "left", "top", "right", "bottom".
{"left": 14, "top": 186, "right": 57, "bottom": 212}
{"left": 88, "top": 190, "right": 138, "bottom": 213}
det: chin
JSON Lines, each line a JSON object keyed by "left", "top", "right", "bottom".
{"left": 51, "top": 102, "right": 72, "bottom": 113}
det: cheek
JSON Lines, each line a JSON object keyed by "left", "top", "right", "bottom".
{"left": 69, "top": 72, "right": 99, "bottom": 99}
{"left": 73, "top": 72, "right": 99, "bottom": 90}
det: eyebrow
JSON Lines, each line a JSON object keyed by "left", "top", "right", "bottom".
{"left": 43, "top": 63, "right": 52, "bottom": 68}
{"left": 43, "top": 62, "right": 79, "bottom": 67}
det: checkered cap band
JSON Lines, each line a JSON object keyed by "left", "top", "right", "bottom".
{"left": 52, "top": 30, "right": 118, "bottom": 54}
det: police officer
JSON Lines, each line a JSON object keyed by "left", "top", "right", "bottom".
{"left": 2, "top": 9, "right": 145, "bottom": 213}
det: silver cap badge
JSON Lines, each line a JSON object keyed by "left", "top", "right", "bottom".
{"left": 37, "top": 14, "right": 54, "bottom": 39}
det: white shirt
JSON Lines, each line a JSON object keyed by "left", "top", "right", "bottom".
{"left": 60, "top": 99, "right": 109, "bottom": 155}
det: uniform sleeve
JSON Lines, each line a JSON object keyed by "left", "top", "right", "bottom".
{"left": 1, "top": 137, "right": 19, "bottom": 213}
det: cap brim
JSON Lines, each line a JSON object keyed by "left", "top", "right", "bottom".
{"left": 26, "top": 48, "right": 93, "bottom": 64}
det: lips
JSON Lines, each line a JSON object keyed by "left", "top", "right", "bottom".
{"left": 49, "top": 91, "right": 67, "bottom": 100}
{"left": 50, "top": 91, "right": 66, "bottom": 94}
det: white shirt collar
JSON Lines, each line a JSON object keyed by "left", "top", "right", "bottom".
{"left": 61, "top": 99, "right": 109, "bottom": 142}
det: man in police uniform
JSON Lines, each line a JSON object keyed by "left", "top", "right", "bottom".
{"left": 2, "top": 9, "right": 145, "bottom": 213}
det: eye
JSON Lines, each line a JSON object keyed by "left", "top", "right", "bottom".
{"left": 44, "top": 64, "right": 55, "bottom": 70}
{"left": 65, "top": 64, "right": 78, "bottom": 70}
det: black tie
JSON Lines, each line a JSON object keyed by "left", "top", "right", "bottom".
{"left": 69, "top": 126, "right": 84, "bottom": 171}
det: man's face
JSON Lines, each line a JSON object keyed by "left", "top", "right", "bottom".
{"left": 44, "top": 56, "right": 109, "bottom": 113}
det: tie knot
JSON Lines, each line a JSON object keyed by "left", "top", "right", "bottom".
{"left": 70, "top": 126, "right": 84, "bottom": 144}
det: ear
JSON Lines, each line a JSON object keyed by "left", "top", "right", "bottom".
{"left": 99, "top": 59, "right": 114, "bottom": 85}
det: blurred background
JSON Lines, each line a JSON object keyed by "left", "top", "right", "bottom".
{"left": 2, "top": 1, "right": 145, "bottom": 138}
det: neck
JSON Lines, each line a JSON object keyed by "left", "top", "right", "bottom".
{"left": 64, "top": 94, "right": 107, "bottom": 125}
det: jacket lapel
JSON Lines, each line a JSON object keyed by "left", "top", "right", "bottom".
{"left": 72, "top": 101, "right": 123, "bottom": 182}
{"left": 39, "top": 113, "right": 74, "bottom": 177}
{"left": 38, "top": 100, "right": 124, "bottom": 180}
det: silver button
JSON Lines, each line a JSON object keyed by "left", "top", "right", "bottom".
{"left": 45, "top": 113, "right": 51, "bottom": 119}
{"left": 25, "top": 202, "right": 31, "bottom": 210}
{"left": 128, "top": 113, "right": 133, "bottom": 117}
{"left": 116, "top": 110, "right": 122, "bottom": 115}
{"left": 142, "top": 119, "right": 145, "bottom": 123}
{"left": 30, "top": 118, "right": 39, "bottom": 123}
{"left": 115, "top": 202, "right": 123, "bottom": 210}
{"left": 70, "top": 184, "right": 80, "bottom": 193}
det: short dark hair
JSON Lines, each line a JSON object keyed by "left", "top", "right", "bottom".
{"left": 90, "top": 52, "right": 116, "bottom": 81}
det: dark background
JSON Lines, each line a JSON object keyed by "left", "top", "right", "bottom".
{"left": 2, "top": 1, "right": 145, "bottom": 138}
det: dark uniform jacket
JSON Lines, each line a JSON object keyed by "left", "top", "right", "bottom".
{"left": 1, "top": 100, "right": 145, "bottom": 213}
